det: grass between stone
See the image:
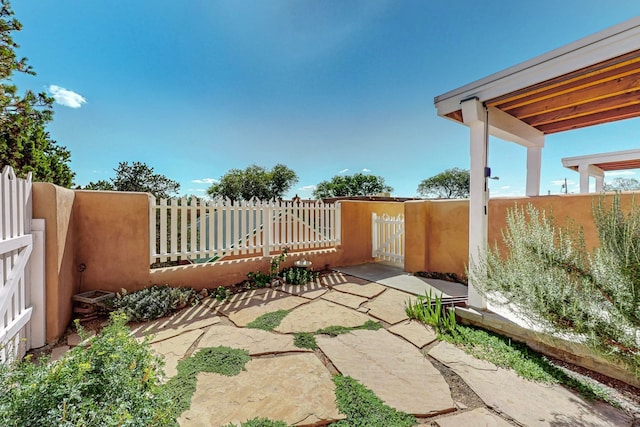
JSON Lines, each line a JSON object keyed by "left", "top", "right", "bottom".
{"left": 246, "top": 310, "right": 291, "bottom": 331}
{"left": 163, "top": 346, "right": 251, "bottom": 422}
{"left": 330, "top": 375, "right": 417, "bottom": 427}
{"left": 440, "top": 324, "right": 614, "bottom": 404}
{"left": 293, "top": 320, "right": 383, "bottom": 350}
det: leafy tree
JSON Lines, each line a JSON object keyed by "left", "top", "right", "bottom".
{"left": 207, "top": 164, "right": 298, "bottom": 201}
{"left": 0, "top": 0, "right": 74, "bottom": 187}
{"left": 313, "top": 173, "right": 392, "bottom": 199}
{"left": 82, "top": 161, "right": 179, "bottom": 198}
{"left": 417, "top": 167, "right": 469, "bottom": 199}
{"left": 604, "top": 177, "right": 640, "bottom": 192}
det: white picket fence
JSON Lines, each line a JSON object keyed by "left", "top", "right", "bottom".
{"left": 372, "top": 213, "right": 405, "bottom": 265}
{"left": 150, "top": 197, "right": 341, "bottom": 264}
{"left": 1, "top": 166, "right": 45, "bottom": 363}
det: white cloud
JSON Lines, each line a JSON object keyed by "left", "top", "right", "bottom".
{"left": 606, "top": 170, "right": 636, "bottom": 177}
{"left": 187, "top": 188, "right": 207, "bottom": 193}
{"left": 339, "top": 168, "right": 349, "bottom": 174}
{"left": 192, "top": 178, "right": 219, "bottom": 184}
{"left": 500, "top": 185, "right": 511, "bottom": 190}
{"left": 362, "top": 168, "right": 371, "bottom": 172}
{"left": 48, "top": 85, "right": 86, "bottom": 108}
{"left": 299, "top": 185, "right": 316, "bottom": 191}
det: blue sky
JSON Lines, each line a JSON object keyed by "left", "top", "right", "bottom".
{"left": 11, "top": 1, "right": 640, "bottom": 198}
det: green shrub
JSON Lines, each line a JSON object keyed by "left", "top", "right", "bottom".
{"left": 109, "top": 285, "right": 201, "bottom": 322}
{"left": 212, "top": 286, "right": 232, "bottom": 302}
{"left": 281, "top": 267, "right": 318, "bottom": 285}
{"left": 0, "top": 312, "right": 172, "bottom": 426}
{"left": 469, "top": 199, "right": 640, "bottom": 377}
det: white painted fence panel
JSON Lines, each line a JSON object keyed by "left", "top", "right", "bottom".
{"left": 372, "top": 213, "right": 405, "bottom": 266}
{"left": 150, "top": 198, "right": 341, "bottom": 264}
{"left": 0, "top": 166, "right": 45, "bottom": 363}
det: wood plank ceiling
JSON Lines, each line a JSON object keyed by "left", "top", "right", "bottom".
{"left": 445, "top": 49, "right": 640, "bottom": 134}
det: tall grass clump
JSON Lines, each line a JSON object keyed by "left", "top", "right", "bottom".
{"left": 469, "top": 195, "right": 640, "bottom": 377}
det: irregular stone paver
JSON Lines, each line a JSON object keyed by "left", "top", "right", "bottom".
{"left": 179, "top": 353, "right": 345, "bottom": 426}
{"left": 67, "top": 331, "right": 95, "bottom": 346}
{"left": 51, "top": 345, "right": 69, "bottom": 361}
{"left": 322, "top": 272, "right": 370, "bottom": 286}
{"left": 321, "top": 290, "right": 368, "bottom": 309}
{"left": 275, "top": 299, "right": 371, "bottom": 333}
{"left": 429, "top": 342, "right": 631, "bottom": 427}
{"left": 197, "top": 324, "right": 308, "bottom": 356}
{"left": 434, "top": 408, "right": 512, "bottom": 427}
{"left": 279, "top": 282, "right": 327, "bottom": 299}
{"left": 365, "top": 288, "right": 415, "bottom": 324}
{"left": 130, "top": 304, "right": 221, "bottom": 343}
{"left": 332, "top": 281, "right": 386, "bottom": 298}
{"left": 388, "top": 320, "right": 437, "bottom": 348}
{"left": 217, "top": 291, "right": 308, "bottom": 327}
{"left": 151, "top": 329, "right": 203, "bottom": 379}
{"left": 317, "top": 329, "right": 455, "bottom": 416}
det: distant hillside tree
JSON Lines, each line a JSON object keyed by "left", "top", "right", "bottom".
{"left": 207, "top": 164, "right": 298, "bottom": 201}
{"left": 604, "top": 177, "right": 640, "bottom": 192}
{"left": 417, "top": 168, "right": 470, "bottom": 199}
{"left": 313, "top": 173, "right": 392, "bottom": 199}
{"left": 82, "top": 162, "right": 179, "bottom": 198}
{"left": 0, "top": 0, "right": 74, "bottom": 187}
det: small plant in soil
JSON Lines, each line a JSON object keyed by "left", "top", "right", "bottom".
{"left": 281, "top": 267, "right": 319, "bottom": 285}
{"left": 405, "top": 290, "right": 457, "bottom": 334}
{"left": 212, "top": 286, "right": 232, "bottom": 302}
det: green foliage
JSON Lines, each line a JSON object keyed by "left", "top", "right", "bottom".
{"left": 316, "top": 320, "right": 382, "bottom": 337}
{"left": 0, "top": 312, "right": 172, "bottom": 426}
{"left": 293, "top": 332, "right": 317, "bottom": 350}
{"left": 246, "top": 310, "right": 290, "bottom": 331}
{"left": 469, "top": 199, "right": 640, "bottom": 377}
{"left": 83, "top": 161, "right": 180, "bottom": 198}
{"left": 417, "top": 167, "right": 469, "bottom": 199}
{"left": 331, "top": 375, "right": 416, "bottom": 427}
{"left": 440, "top": 325, "right": 612, "bottom": 403}
{"left": 109, "top": 285, "right": 201, "bottom": 322}
{"left": 212, "top": 286, "right": 232, "bottom": 302}
{"left": 207, "top": 164, "right": 298, "bottom": 201}
{"left": 281, "top": 267, "right": 319, "bottom": 285}
{"left": 223, "top": 419, "right": 288, "bottom": 427}
{"left": 163, "top": 346, "right": 250, "bottom": 421}
{"left": 405, "top": 291, "right": 457, "bottom": 334}
{"left": 313, "top": 173, "right": 393, "bottom": 199}
{"left": 0, "top": 1, "right": 74, "bottom": 187}
{"left": 246, "top": 271, "right": 272, "bottom": 288}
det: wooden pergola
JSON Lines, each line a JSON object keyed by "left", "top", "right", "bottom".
{"left": 562, "top": 148, "right": 640, "bottom": 193}
{"left": 434, "top": 17, "right": 640, "bottom": 308}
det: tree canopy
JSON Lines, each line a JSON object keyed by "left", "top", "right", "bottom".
{"left": 604, "top": 177, "right": 640, "bottom": 192}
{"left": 82, "top": 162, "right": 180, "bottom": 199}
{"left": 207, "top": 164, "right": 298, "bottom": 201}
{"left": 417, "top": 168, "right": 470, "bottom": 199}
{"left": 313, "top": 173, "right": 392, "bottom": 199}
{"left": 0, "top": 0, "right": 74, "bottom": 187}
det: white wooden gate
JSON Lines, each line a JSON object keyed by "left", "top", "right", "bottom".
{"left": 371, "top": 213, "right": 405, "bottom": 266}
{"left": 0, "top": 166, "right": 45, "bottom": 363}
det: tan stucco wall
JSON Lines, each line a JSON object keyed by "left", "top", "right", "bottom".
{"left": 32, "top": 183, "right": 77, "bottom": 342}
{"left": 73, "top": 190, "right": 151, "bottom": 293}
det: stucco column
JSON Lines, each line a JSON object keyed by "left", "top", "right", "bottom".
{"left": 526, "top": 146, "right": 542, "bottom": 196}
{"left": 462, "top": 98, "right": 487, "bottom": 309}
{"left": 595, "top": 175, "right": 604, "bottom": 192}
{"left": 578, "top": 163, "right": 590, "bottom": 194}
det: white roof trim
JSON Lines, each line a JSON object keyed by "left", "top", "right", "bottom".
{"left": 562, "top": 148, "right": 640, "bottom": 169}
{"left": 434, "top": 17, "right": 640, "bottom": 118}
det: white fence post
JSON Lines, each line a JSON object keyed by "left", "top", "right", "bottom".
{"left": 29, "top": 219, "right": 46, "bottom": 348}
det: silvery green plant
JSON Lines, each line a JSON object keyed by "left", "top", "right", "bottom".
{"left": 469, "top": 197, "right": 640, "bottom": 376}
